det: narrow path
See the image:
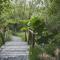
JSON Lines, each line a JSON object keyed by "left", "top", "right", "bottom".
{"left": 0, "top": 36, "right": 29, "bottom": 60}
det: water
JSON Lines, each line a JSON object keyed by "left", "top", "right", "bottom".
{"left": 0, "top": 36, "right": 29, "bottom": 60}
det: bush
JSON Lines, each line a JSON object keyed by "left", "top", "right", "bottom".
{"left": 45, "top": 43, "right": 56, "bottom": 56}
{"left": 30, "top": 16, "right": 45, "bottom": 33}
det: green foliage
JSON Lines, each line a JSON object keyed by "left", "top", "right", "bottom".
{"left": 52, "top": 33, "right": 60, "bottom": 47}
{"left": 6, "top": 19, "right": 29, "bottom": 25}
{"left": 30, "top": 16, "right": 45, "bottom": 33}
{"left": 0, "top": 0, "right": 60, "bottom": 58}
{"left": 0, "top": 0, "right": 12, "bottom": 27}
{"left": 29, "top": 13, "right": 60, "bottom": 56}
{"left": 44, "top": 0, "right": 60, "bottom": 48}
{"left": 40, "top": 0, "right": 60, "bottom": 57}
{"left": 29, "top": 16, "right": 49, "bottom": 44}
{"left": 45, "top": 43, "right": 56, "bottom": 56}
{"left": 19, "top": 20, "right": 29, "bottom": 25}
{"left": 29, "top": 46, "right": 42, "bottom": 60}
{"left": 0, "top": 0, "right": 12, "bottom": 46}
{"left": 21, "top": 27, "right": 28, "bottom": 31}
{"left": 45, "top": 0, "right": 60, "bottom": 32}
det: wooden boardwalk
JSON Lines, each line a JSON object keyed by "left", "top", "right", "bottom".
{"left": 0, "top": 36, "right": 29, "bottom": 60}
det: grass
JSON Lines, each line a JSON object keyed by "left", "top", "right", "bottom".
{"left": 29, "top": 45, "right": 42, "bottom": 60}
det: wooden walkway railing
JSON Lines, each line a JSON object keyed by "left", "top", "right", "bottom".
{"left": 27, "top": 30, "right": 60, "bottom": 60}
{"left": 28, "top": 30, "right": 35, "bottom": 47}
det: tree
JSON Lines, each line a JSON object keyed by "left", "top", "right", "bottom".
{"left": 42, "top": 0, "right": 60, "bottom": 57}
{"left": 0, "top": 0, "right": 12, "bottom": 45}
{"left": 29, "top": 16, "right": 47, "bottom": 44}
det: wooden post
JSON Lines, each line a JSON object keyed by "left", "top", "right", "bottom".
{"left": 55, "top": 48, "right": 60, "bottom": 60}
{"left": 0, "top": 32, "right": 5, "bottom": 44}
{"left": 32, "top": 33, "right": 35, "bottom": 48}
{"left": 28, "top": 30, "right": 35, "bottom": 47}
{"left": 57, "top": 52, "right": 60, "bottom": 60}
{"left": 28, "top": 30, "right": 32, "bottom": 45}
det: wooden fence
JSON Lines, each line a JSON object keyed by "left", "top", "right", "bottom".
{"left": 28, "top": 30, "right": 35, "bottom": 47}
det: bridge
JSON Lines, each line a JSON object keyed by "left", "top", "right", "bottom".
{"left": 0, "top": 36, "right": 29, "bottom": 60}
